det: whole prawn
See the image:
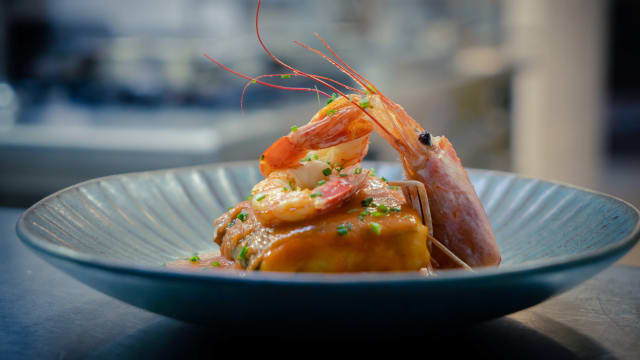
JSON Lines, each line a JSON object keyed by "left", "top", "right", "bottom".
{"left": 206, "top": 0, "right": 500, "bottom": 269}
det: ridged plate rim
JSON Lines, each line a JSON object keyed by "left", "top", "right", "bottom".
{"left": 16, "top": 160, "right": 640, "bottom": 284}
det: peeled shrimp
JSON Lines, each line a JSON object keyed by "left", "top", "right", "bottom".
{"left": 250, "top": 97, "right": 372, "bottom": 226}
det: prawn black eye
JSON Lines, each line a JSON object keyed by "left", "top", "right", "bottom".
{"left": 418, "top": 132, "right": 432, "bottom": 147}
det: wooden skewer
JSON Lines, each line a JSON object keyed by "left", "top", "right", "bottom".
{"left": 390, "top": 180, "right": 473, "bottom": 272}
{"left": 428, "top": 235, "right": 473, "bottom": 272}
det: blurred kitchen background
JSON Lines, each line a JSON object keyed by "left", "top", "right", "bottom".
{"left": 0, "top": 0, "right": 638, "bottom": 262}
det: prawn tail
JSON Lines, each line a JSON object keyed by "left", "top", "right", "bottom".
{"left": 260, "top": 136, "right": 305, "bottom": 176}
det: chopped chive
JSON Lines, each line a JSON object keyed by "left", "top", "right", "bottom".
{"left": 339, "top": 173, "right": 348, "bottom": 177}
{"left": 326, "top": 93, "right": 337, "bottom": 104}
{"left": 369, "top": 168, "right": 377, "bottom": 176}
{"left": 282, "top": 187, "right": 288, "bottom": 192}
{"left": 237, "top": 212, "right": 248, "bottom": 222}
{"left": 291, "top": 125, "right": 298, "bottom": 132}
{"left": 260, "top": 154, "right": 264, "bottom": 160}
{"left": 360, "top": 98, "right": 371, "bottom": 109}
{"left": 256, "top": 194, "right": 266, "bottom": 201}
{"left": 251, "top": 79, "right": 257, "bottom": 84}
{"left": 372, "top": 211, "right": 384, "bottom": 217}
{"left": 377, "top": 204, "right": 389, "bottom": 213}
{"left": 238, "top": 246, "right": 248, "bottom": 260}
{"left": 354, "top": 168, "right": 362, "bottom": 174}
{"left": 310, "top": 192, "right": 323, "bottom": 198}
{"left": 369, "top": 222, "right": 382, "bottom": 235}
{"left": 300, "top": 157, "right": 311, "bottom": 162}
{"left": 312, "top": 154, "right": 319, "bottom": 160}
{"left": 227, "top": 206, "right": 233, "bottom": 211}
{"left": 360, "top": 210, "right": 370, "bottom": 217}
{"left": 189, "top": 255, "right": 200, "bottom": 263}
{"left": 391, "top": 207, "right": 402, "bottom": 212}
{"left": 337, "top": 224, "right": 349, "bottom": 236}
{"left": 326, "top": 109, "right": 337, "bottom": 116}
{"left": 315, "top": 85, "right": 321, "bottom": 109}
{"left": 281, "top": 74, "right": 291, "bottom": 79}
{"left": 361, "top": 197, "right": 374, "bottom": 207}
{"left": 347, "top": 208, "right": 360, "bottom": 214}
{"left": 335, "top": 166, "right": 343, "bottom": 172}
{"left": 326, "top": 161, "right": 332, "bottom": 165}
{"left": 289, "top": 181, "right": 294, "bottom": 190}
{"left": 322, "top": 168, "right": 332, "bottom": 176}
{"left": 246, "top": 194, "right": 253, "bottom": 201}
{"left": 317, "top": 179, "right": 327, "bottom": 186}
{"left": 380, "top": 177, "right": 388, "bottom": 183}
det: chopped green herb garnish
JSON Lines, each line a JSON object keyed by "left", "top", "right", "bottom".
{"left": 361, "top": 197, "right": 374, "bottom": 207}
{"left": 291, "top": 125, "right": 298, "bottom": 132}
{"left": 227, "top": 206, "right": 233, "bottom": 211}
{"left": 256, "top": 194, "right": 266, "bottom": 201}
{"left": 281, "top": 74, "right": 291, "bottom": 79}
{"left": 340, "top": 173, "right": 348, "bottom": 177}
{"left": 251, "top": 79, "right": 257, "bottom": 84}
{"left": 380, "top": 177, "right": 388, "bottom": 183}
{"left": 354, "top": 168, "right": 362, "bottom": 174}
{"left": 312, "top": 154, "right": 319, "bottom": 160}
{"left": 360, "top": 210, "right": 369, "bottom": 217}
{"left": 238, "top": 246, "right": 248, "bottom": 260}
{"left": 326, "top": 93, "right": 337, "bottom": 104}
{"left": 360, "top": 98, "right": 371, "bottom": 109}
{"left": 369, "top": 222, "right": 382, "bottom": 235}
{"left": 189, "top": 255, "right": 200, "bottom": 263}
{"left": 289, "top": 181, "right": 294, "bottom": 190}
{"left": 326, "top": 109, "right": 337, "bottom": 117}
{"left": 310, "top": 192, "right": 323, "bottom": 198}
{"left": 317, "top": 179, "right": 327, "bottom": 186}
{"left": 377, "top": 204, "right": 389, "bottom": 213}
{"left": 335, "top": 166, "right": 343, "bottom": 172}
{"left": 347, "top": 208, "right": 360, "bottom": 214}
{"left": 282, "top": 187, "right": 289, "bottom": 192}
{"left": 260, "top": 154, "right": 264, "bottom": 160}
{"left": 246, "top": 194, "right": 253, "bottom": 201}
{"left": 322, "top": 168, "right": 332, "bottom": 176}
{"left": 212, "top": 261, "right": 220, "bottom": 267}
{"left": 337, "top": 224, "right": 349, "bottom": 236}
{"left": 391, "top": 207, "right": 402, "bottom": 212}
{"left": 369, "top": 168, "right": 377, "bottom": 176}
{"left": 237, "top": 212, "right": 248, "bottom": 222}
{"left": 372, "top": 211, "right": 384, "bottom": 217}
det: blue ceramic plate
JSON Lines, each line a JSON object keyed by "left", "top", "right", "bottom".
{"left": 16, "top": 161, "right": 640, "bottom": 332}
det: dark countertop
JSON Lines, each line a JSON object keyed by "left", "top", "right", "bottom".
{"left": 1, "top": 207, "right": 639, "bottom": 359}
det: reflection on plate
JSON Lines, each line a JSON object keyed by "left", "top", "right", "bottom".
{"left": 16, "top": 161, "right": 640, "bottom": 331}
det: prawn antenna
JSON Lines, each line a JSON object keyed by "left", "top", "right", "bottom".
{"left": 240, "top": 73, "right": 365, "bottom": 114}
{"left": 254, "top": 0, "right": 393, "bottom": 138}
